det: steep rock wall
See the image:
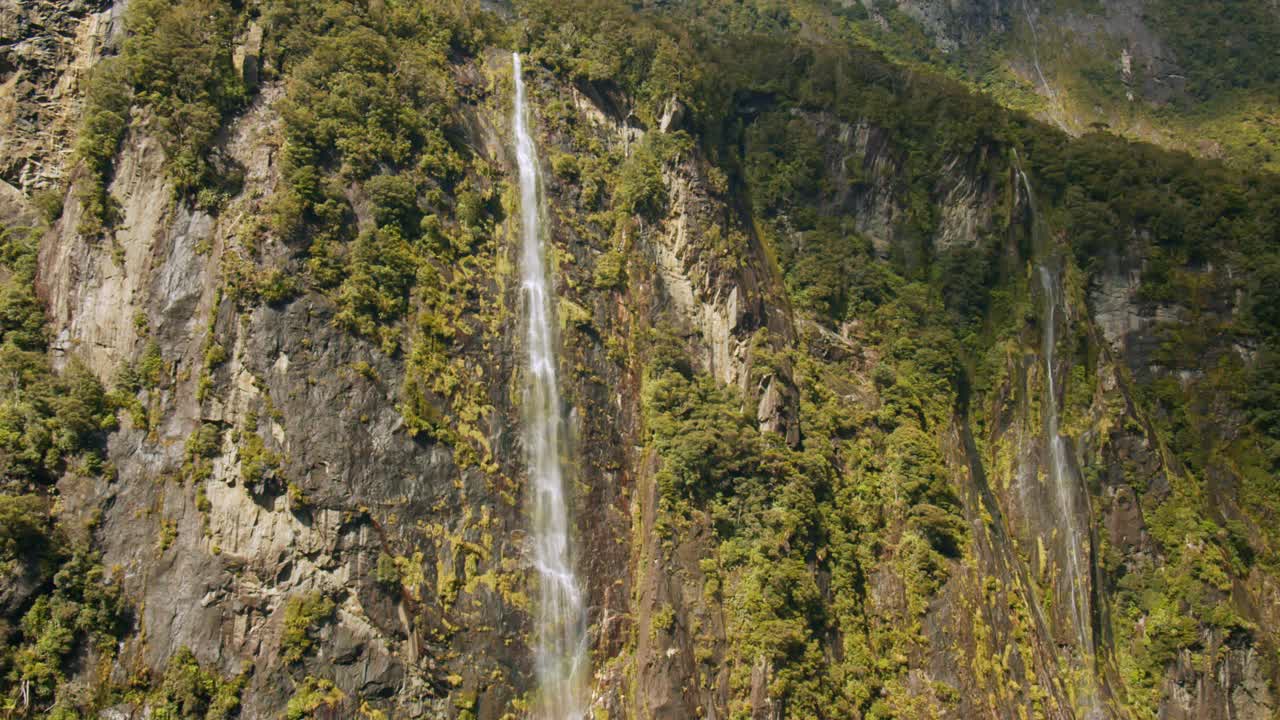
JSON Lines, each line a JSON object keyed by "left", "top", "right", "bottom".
{"left": 4, "top": 2, "right": 1278, "bottom": 719}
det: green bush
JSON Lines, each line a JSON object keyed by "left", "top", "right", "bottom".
{"left": 615, "top": 140, "right": 667, "bottom": 217}
{"left": 285, "top": 676, "right": 344, "bottom": 720}
{"left": 643, "top": 360, "right": 762, "bottom": 504}
{"left": 334, "top": 228, "right": 419, "bottom": 353}
{"left": 239, "top": 430, "right": 280, "bottom": 489}
{"left": 186, "top": 424, "right": 223, "bottom": 460}
{"left": 75, "top": 0, "right": 248, "bottom": 231}
{"left": 122, "top": 0, "right": 247, "bottom": 197}
{"left": 280, "top": 592, "right": 336, "bottom": 664}
{"left": 148, "top": 647, "right": 248, "bottom": 720}
{"left": 550, "top": 152, "right": 580, "bottom": 180}
{"left": 592, "top": 249, "right": 627, "bottom": 290}
{"left": 744, "top": 112, "right": 824, "bottom": 219}
{"left": 365, "top": 173, "right": 420, "bottom": 235}
{"left": 0, "top": 494, "right": 51, "bottom": 566}
{"left": 374, "top": 552, "right": 401, "bottom": 589}
{"left": 1151, "top": 0, "right": 1280, "bottom": 100}
{"left": 31, "top": 189, "right": 65, "bottom": 225}
{"left": 74, "top": 60, "right": 132, "bottom": 236}
{"left": 0, "top": 224, "right": 119, "bottom": 713}
{"left": 0, "top": 228, "right": 48, "bottom": 351}
{"left": 0, "top": 350, "right": 114, "bottom": 483}
{"left": 5, "top": 547, "right": 125, "bottom": 708}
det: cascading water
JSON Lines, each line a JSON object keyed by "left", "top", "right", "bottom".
{"left": 1036, "top": 263, "right": 1090, "bottom": 653}
{"left": 1019, "top": 1, "right": 1058, "bottom": 109}
{"left": 511, "top": 52, "right": 590, "bottom": 720}
{"left": 1017, "top": 166, "right": 1093, "bottom": 661}
{"left": 1017, "top": 165, "right": 1108, "bottom": 718}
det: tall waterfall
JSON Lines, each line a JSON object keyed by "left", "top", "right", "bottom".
{"left": 1035, "top": 263, "right": 1090, "bottom": 654}
{"left": 1017, "top": 168, "right": 1092, "bottom": 657}
{"left": 1018, "top": 166, "right": 1103, "bottom": 717}
{"left": 512, "top": 52, "right": 589, "bottom": 720}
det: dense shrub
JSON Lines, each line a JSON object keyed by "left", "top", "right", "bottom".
{"left": 0, "top": 494, "right": 51, "bottom": 568}
{"left": 74, "top": 61, "right": 132, "bottom": 236}
{"left": 281, "top": 592, "right": 336, "bottom": 664}
{"left": 76, "top": 0, "right": 248, "bottom": 231}
{"left": 642, "top": 315, "right": 966, "bottom": 715}
{"left": 4, "top": 547, "right": 125, "bottom": 710}
{"left": 1151, "top": 0, "right": 1280, "bottom": 100}
{"left": 0, "top": 229, "right": 114, "bottom": 486}
{"left": 125, "top": 0, "right": 247, "bottom": 198}
{"left": 148, "top": 647, "right": 248, "bottom": 720}
{"left": 285, "top": 676, "right": 345, "bottom": 720}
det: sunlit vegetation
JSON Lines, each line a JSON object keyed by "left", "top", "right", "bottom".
{"left": 0, "top": 215, "right": 127, "bottom": 717}
{"left": 76, "top": 0, "right": 248, "bottom": 233}
{"left": 285, "top": 676, "right": 345, "bottom": 719}
{"left": 281, "top": 592, "right": 336, "bottom": 664}
{"left": 146, "top": 647, "right": 249, "bottom": 720}
{"left": 21, "top": 0, "right": 1280, "bottom": 715}
{"left": 520, "top": 0, "right": 1280, "bottom": 715}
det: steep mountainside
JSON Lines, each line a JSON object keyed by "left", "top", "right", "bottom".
{"left": 822, "top": 0, "right": 1280, "bottom": 171}
{"left": 1, "top": 1, "right": 1279, "bottom": 719}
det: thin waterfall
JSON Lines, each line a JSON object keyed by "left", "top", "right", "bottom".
{"left": 1017, "top": 166, "right": 1093, "bottom": 660}
{"left": 1036, "top": 264, "right": 1090, "bottom": 654}
{"left": 1019, "top": 0, "right": 1059, "bottom": 109}
{"left": 511, "top": 52, "right": 590, "bottom": 720}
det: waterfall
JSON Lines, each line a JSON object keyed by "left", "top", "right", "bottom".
{"left": 1036, "top": 263, "right": 1090, "bottom": 653}
{"left": 1017, "top": 167, "right": 1092, "bottom": 657}
{"left": 512, "top": 52, "right": 590, "bottom": 720}
{"left": 1019, "top": 0, "right": 1063, "bottom": 125}
{"left": 1018, "top": 165, "right": 1105, "bottom": 717}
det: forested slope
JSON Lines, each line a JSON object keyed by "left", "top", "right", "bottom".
{"left": 0, "top": 0, "right": 1278, "bottom": 718}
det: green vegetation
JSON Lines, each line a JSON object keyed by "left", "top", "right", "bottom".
{"left": 374, "top": 552, "right": 402, "bottom": 589}
{"left": 519, "top": 0, "right": 1280, "bottom": 715}
{"left": 0, "top": 494, "right": 51, "bottom": 570}
{"left": 0, "top": 219, "right": 127, "bottom": 717}
{"left": 642, "top": 317, "right": 967, "bottom": 715}
{"left": 285, "top": 676, "right": 345, "bottom": 719}
{"left": 281, "top": 592, "right": 336, "bottom": 664}
{"left": 75, "top": 62, "right": 132, "bottom": 236}
{"left": 251, "top": 0, "right": 503, "bottom": 468}
{"left": 147, "top": 647, "right": 249, "bottom": 720}
{"left": 185, "top": 423, "right": 223, "bottom": 462}
{"left": 124, "top": 0, "right": 247, "bottom": 201}
{"left": 76, "top": 0, "right": 248, "bottom": 233}
{"left": 519, "top": 0, "right": 702, "bottom": 127}
{"left": 825, "top": 0, "right": 1280, "bottom": 171}
{"left": 592, "top": 248, "right": 627, "bottom": 290}
{"left": 614, "top": 138, "right": 669, "bottom": 218}
{"left": 27, "top": 0, "right": 1280, "bottom": 715}
{"left": 1, "top": 545, "right": 126, "bottom": 715}
{"left": 0, "top": 347, "right": 113, "bottom": 484}
{"left": 265, "top": 0, "right": 482, "bottom": 329}
{"left": 238, "top": 411, "right": 281, "bottom": 489}
{"left": 1150, "top": 0, "right": 1280, "bottom": 101}
{"left": 0, "top": 229, "right": 115, "bottom": 484}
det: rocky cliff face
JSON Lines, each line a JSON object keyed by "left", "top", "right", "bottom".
{"left": 859, "top": 0, "right": 1280, "bottom": 170}
{"left": 0, "top": 0, "right": 120, "bottom": 192}
{"left": 2, "top": 1, "right": 1278, "bottom": 719}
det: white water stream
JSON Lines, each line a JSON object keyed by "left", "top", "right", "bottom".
{"left": 512, "top": 52, "right": 589, "bottom": 720}
{"left": 1036, "top": 264, "right": 1091, "bottom": 655}
{"left": 1018, "top": 167, "right": 1093, "bottom": 660}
